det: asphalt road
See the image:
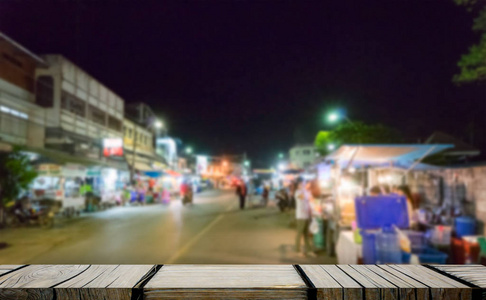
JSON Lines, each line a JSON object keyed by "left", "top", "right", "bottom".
{"left": 0, "top": 189, "right": 336, "bottom": 264}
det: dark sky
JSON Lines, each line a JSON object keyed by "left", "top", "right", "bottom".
{"left": 1, "top": 1, "right": 485, "bottom": 167}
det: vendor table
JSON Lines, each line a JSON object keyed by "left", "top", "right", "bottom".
{"left": 336, "top": 230, "right": 362, "bottom": 264}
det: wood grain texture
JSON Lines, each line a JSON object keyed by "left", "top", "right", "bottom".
{"left": 144, "top": 265, "right": 307, "bottom": 299}
{"left": 299, "top": 265, "right": 342, "bottom": 300}
{"left": 0, "top": 265, "right": 155, "bottom": 300}
{"left": 0, "top": 266, "right": 26, "bottom": 277}
{"left": 376, "top": 265, "right": 429, "bottom": 300}
{"left": 320, "top": 265, "right": 362, "bottom": 300}
{"left": 55, "top": 265, "right": 155, "bottom": 300}
{"left": 390, "top": 265, "right": 472, "bottom": 300}
{"left": 349, "top": 265, "right": 399, "bottom": 300}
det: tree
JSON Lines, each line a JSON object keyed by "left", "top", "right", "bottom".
{"left": 330, "top": 121, "right": 402, "bottom": 144}
{"left": 453, "top": 0, "right": 486, "bottom": 84}
{"left": 314, "top": 131, "right": 333, "bottom": 155}
{"left": 315, "top": 121, "right": 402, "bottom": 155}
{"left": 0, "top": 148, "right": 37, "bottom": 226}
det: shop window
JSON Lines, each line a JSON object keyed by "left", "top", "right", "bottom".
{"left": 35, "top": 76, "right": 54, "bottom": 108}
{"left": 61, "top": 92, "right": 85, "bottom": 117}
{"left": 0, "top": 105, "right": 28, "bottom": 119}
{"left": 88, "top": 104, "right": 106, "bottom": 126}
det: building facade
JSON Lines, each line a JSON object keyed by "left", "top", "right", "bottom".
{"left": 35, "top": 55, "right": 124, "bottom": 163}
{"left": 0, "top": 32, "right": 48, "bottom": 149}
{"left": 289, "top": 144, "right": 318, "bottom": 169}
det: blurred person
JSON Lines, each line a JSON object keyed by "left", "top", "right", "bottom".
{"left": 262, "top": 183, "right": 270, "bottom": 207}
{"left": 369, "top": 185, "right": 381, "bottom": 196}
{"left": 295, "top": 179, "right": 315, "bottom": 257}
{"left": 394, "top": 185, "right": 416, "bottom": 228}
{"left": 380, "top": 184, "right": 391, "bottom": 194}
{"left": 236, "top": 180, "right": 247, "bottom": 210}
{"left": 162, "top": 188, "right": 171, "bottom": 205}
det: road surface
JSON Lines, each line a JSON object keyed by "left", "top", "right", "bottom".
{"left": 0, "top": 190, "right": 336, "bottom": 264}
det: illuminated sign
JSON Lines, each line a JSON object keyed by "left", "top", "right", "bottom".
{"left": 103, "top": 138, "right": 123, "bottom": 157}
{"left": 196, "top": 155, "right": 208, "bottom": 175}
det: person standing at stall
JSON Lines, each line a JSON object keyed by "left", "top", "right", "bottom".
{"left": 295, "top": 179, "right": 315, "bottom": 257}
{"left": 236, "top": 180, "right": 247, "bottom": 210}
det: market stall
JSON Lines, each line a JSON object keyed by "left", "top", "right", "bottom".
{"left": 32, "top": 163, "right": 87, "bottom": 216}
{"left": 319, "top": 144, "right": 455, "bottom": 263}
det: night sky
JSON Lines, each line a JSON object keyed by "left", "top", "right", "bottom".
{"left": 1, "top": 1, "right": 485, "bottom": 167}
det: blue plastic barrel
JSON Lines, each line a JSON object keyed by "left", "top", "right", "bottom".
{"left": 455, "top": 217, "right": 475, "bottom": 238}
{"left": 361, "top": 230, "right": 377, "bottom": 264}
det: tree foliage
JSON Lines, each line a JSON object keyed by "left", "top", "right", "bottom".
{"left": 453, "top": 0, "right": 486, "bottom": 84}
{"left": 314, "top": 122, "right": 402, "bottom": 155}
{"left": 314, "top": 131, "right": 333, "bottom": 155}
{"left": 0, "top": 148, "right": 37, "bottom": 206}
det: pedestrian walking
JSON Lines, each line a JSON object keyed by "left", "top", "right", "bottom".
{"left": 236, "top": 180, "right": 247, "bottom": 210}
{"left": 262, "top": 184, "right": 269, "bottom": 207}
{"left": 294, "top": 179, "right": 315, "bottom": 257}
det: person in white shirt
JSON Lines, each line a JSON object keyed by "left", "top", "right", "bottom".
{"left": 295, "top": 179, "right": 314, "bottom": 257}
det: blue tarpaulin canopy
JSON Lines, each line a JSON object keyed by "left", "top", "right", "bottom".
{"left": 325, "top": 144, "right": 453, "bottom": 168}
{"left": 143, "top": 170, "right": 167, "bottom": 178}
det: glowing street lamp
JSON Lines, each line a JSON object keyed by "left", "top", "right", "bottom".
{"left": 244, "top": 160, "right": 250, "bottom": 167}
{"left": 222, "top": 160, "right": 228, "bottom": 167}
{"left": 327, "top": 143, "right": 335, "bottom": 151}
{"left": 278, "top": 163, "right": 285, "bottom": 171}
{"left": 185, "top": 147, "right": 193, "bottom": 154}
{"left": 155, "top": 120, "right": 163, "bottom": 129}
{"left": 328, "top": 112, "right": 339, "bottom": 123}
{"left": 278, "top": 153, "right": 284, "bottom": 159}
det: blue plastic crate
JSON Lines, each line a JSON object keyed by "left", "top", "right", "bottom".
{"left": 401, "top": 247, "right": 448, "bottom": 264}
{"left": 355, "top": 195, "right": 409, "bottom": 230}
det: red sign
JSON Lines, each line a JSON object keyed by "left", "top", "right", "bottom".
{"left": 103, "top": 138, "right": 123, "bottom": 157}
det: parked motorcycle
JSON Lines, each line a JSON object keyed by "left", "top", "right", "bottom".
{"left": 5, "top": 198, "right": 60, "bottom": 229}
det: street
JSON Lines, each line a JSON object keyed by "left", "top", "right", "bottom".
{"left": 0, "top": 190, "right": 336, "bottom": 264}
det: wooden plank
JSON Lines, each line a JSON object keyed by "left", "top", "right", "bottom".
{"left": 349, "top": 265, "right": 398, "bottom": 300}
{"left": 55, "top": 265, "right": 155, "bottom": 300}
{"left": 337, "top": 265, "right": 380, "bottom": 300}
{"left": 377, "top": 265, "right": 429, "bottom": 300}
{"left": 0, "top": 265, "right": 26, "bottom": 277}
{"left": 299, "top": 265, "right": 342, "bottom": 300}
{"left": 0, "top": 265, "right": 89, "bottom": 299}
{"left": 144, "top": 265, "right": 307, "bottom": 299}
{"left": 429, "top": 264, "right": 486, "bottom": 288}
{"left": 319, "top": 265, "right": 362, "bottom": 300}
{"left": 390, "top": 265, "right": 472, "bottom": 300}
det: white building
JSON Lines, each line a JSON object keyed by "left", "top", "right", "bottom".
{"left": 35, "top": 55, "right": 125, "bottom": 162}
{"left": 289, "top": 144, "right": 318, "bottom": 169}
{"left": 0, "top": 32, "right": 48, "bottom": 150}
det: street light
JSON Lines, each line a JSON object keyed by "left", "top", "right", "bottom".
{"left": 244, "top": 160, "right": 250, "bottom": 167}
{"left": 185, "top": 147, "right": 193, "bottom": 154}
{"left": 222, "top": 160, "right": 228, "bottom": 167}
{"left": 155, "top": 121, "right": 163, "bottom": 129}
{"left": 327, "top": 143, "right": 335, "bottom": 151}
{"left": 278, "top": 153, "right": 284, "bottom": 159}
{"left": 328, "top": 112, "right": 339, "bottom": 123}
{"left": 327, "top": 110, "right": 352, "bottom": 124}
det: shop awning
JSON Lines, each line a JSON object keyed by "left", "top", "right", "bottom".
{"left": 25, "top": 146, "right": 129, "bottom": 171}
{"left": 164, "top": 170, "right": 181, "bottom": 177}
{"left": 253, "top": 169, "right": 275, "bottom": 174}
{"left": 326, "top": 144, "right": 453, "bottom": 166}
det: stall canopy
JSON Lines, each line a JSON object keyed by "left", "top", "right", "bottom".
{"left": 326, "top": 144, "right": 453, "bottom": 168}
